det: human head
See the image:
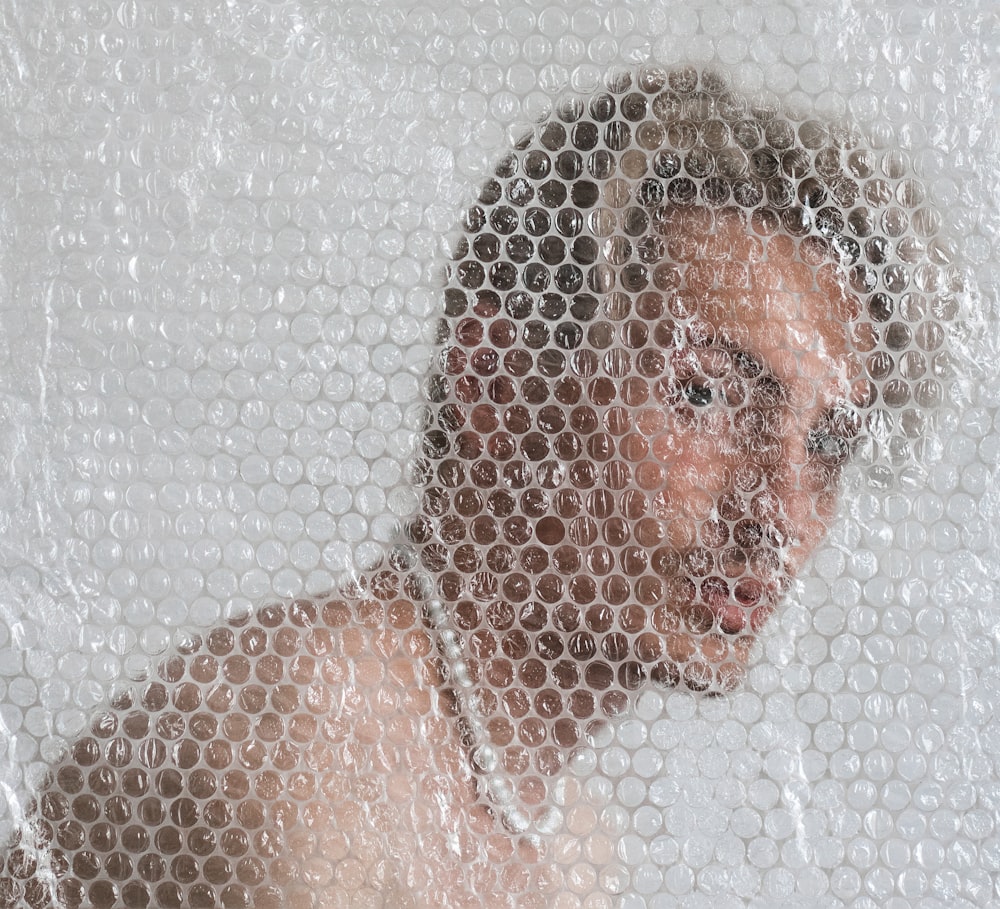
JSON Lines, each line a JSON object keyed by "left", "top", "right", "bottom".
{"left": 408, "top": 66, "right": 941, "bottom": 719}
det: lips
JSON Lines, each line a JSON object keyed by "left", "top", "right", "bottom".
{"left": 699, "top": 574, "right": 779, "bottom": 635}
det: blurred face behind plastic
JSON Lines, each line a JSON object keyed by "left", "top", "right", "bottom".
{"left": 433, "top": 205, "right": 859, "bottom": 695}
{"left": 643, "top": 207, "right": 858, "bottom": 684}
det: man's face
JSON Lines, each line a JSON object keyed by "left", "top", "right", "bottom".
{"left": 630, "top": 207, "right": 859, "bottom": 688}
{"left": 435, "top": 206, "right": 859, "bottom": 699}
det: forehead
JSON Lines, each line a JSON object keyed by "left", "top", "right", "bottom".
{"left": 661, "top": 208, "right": 858, "bottom": 394}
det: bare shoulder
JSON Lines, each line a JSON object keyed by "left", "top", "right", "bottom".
{"left": 0, "top": 595, "right": 492, "bottom": 909}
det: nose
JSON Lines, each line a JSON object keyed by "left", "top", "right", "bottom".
{"left": 649, "top": 396, "right": 744, "bottom": 549}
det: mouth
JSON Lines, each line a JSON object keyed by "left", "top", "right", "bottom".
{"left": 694, "top": 573, "right": 782, "bottom": 636}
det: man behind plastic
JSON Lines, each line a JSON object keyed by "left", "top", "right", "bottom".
{"left": 2, "top": 66, "right": 943, "bottom": 908}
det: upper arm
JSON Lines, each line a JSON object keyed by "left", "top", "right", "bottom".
{"left": 0, "top": 598, "right": 485, "bottom": 908}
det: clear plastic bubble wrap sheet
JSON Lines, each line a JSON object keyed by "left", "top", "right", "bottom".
{"left": 0, "top": 1, "right": 997, "bottom": 907}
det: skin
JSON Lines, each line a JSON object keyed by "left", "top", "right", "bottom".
{"left": 0, "top": 208, "right": 859, "bottom": 907}
{"left": 649, "top": 208, "right": 859, "bottom": 634}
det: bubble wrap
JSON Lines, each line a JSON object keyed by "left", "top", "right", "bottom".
{"left": 0, "top": 2, "right": 997, "bottom": 907}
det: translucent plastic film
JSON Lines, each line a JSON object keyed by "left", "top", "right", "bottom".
{"left": 0, "top": 2, "right": 997, "bottom": 907}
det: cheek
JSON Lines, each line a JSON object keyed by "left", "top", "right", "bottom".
{"left": 799, "top": 459, "right": 843, "bottom": 502}
{"left": 783, "top": 488, "right": 827, "bottom": 534}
